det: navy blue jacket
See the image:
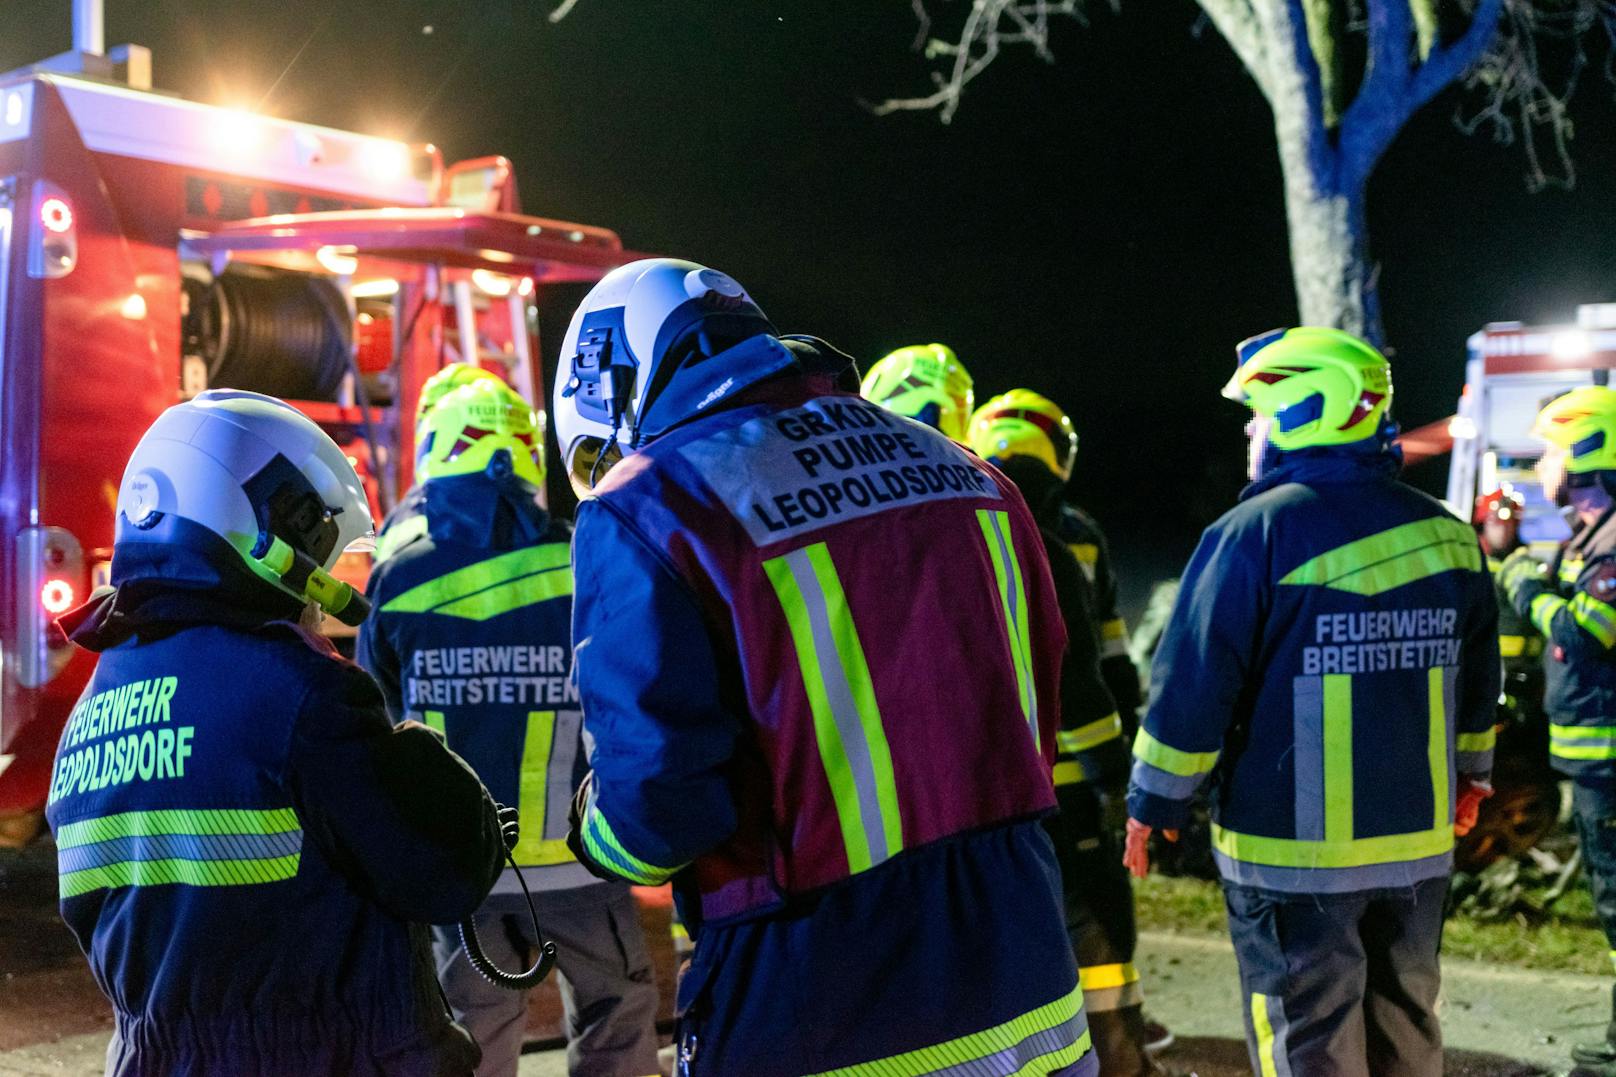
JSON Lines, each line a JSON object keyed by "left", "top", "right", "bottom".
{"left": 360, "top": 474, "right": 601, "bottom": 892}
{"left": 45, "top": 578, "right": 503, "bottom": 1077}
{"left": 1128, "top": 447, "right": 1500, "bottom": 894}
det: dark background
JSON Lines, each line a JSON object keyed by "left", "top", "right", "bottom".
{"left": 3, "top": 0, "right": 1613, "bottom": 603}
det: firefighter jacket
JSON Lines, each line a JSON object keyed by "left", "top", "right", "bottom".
{"left": 1487, "top": 545, "right": 1545, "bottom": 675}
{"left": 360, "top": 473, "right": 601, "bottom": 893}
{"left": 1054, "top": 501, "right": 1142, "bottom": 730}
{"left": 565, "top": 342, "right": 1094, "bottom": 1075}
{"left": 1504, "top": 505, "right": 1616, "bottom": 775}
{"left": 998, "top": 456, "right": 1127, "bottom": 790}
{"left": 45, "top": 572, "right": 503, "bottom": 1077}
{"left": 1127, "top": 445, "right": 1500, "bottom": 895}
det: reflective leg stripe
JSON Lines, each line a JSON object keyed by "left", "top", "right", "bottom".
{"left": 1609, "top": 949, "right": 1616, "bottom": 976}
{"left": 1498, "top": 634, "right": 1527, "bottom": 658}
{"left": 979, "top": 510, "right": 1039, "bottom": 748}
{"left": 1100, "top": 618, "right": 1129, "bottom": 660}
{"left": 1068, "top": 543, "right": 1099, "bottom": 583}
{"left": 1530, "top": 592, "right": 1567, "bottom": 640}
{"left": 379, "top": 543, "right": 573, "bottom": 621}
{"left": 1079, "top": 962, "right": 1142, "bottom": 1013}
{"left": 807, "top": 982, "right": 1091, "bottom": 1077}
{"left": 1573, "top": 592, "right": 1616, "bottom": 648}
{"left": 1052, "top": 761, "right": 1088, "bottom": 787}
{"left": 513, "top": 711, "right": 574, "bottom": 867}
{"left": 765, "top": 544, "right": 904, "bottom": 875}
{"left": 1551, "top": 723, "right": 1616, "bottom": 761}
{"left": 1057, "top": 714, "right": 1122, "bottom": 755}
{"left": 56, "top": 808, "right": 302, "bottom": 898}
{"left": 1250, "top": 993, "right": 1294, "bottom": 1077}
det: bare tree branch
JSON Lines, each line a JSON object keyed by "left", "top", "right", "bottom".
{"left": 864, "top": 0, "right": 1102, "bottom": 123}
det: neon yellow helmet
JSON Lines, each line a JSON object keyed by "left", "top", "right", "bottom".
{"left": 416, "top": 362, "right": 503, "bottom": 425}
{"left": 1223, "top": 327, "right": 1392, "bottom": 451}
{"left": 417, "top": 379, "right": 545, "bottom": 487}
{"left": 967, "top": 390, "right": 1079, "bottom": 480}
{"left": 1533, "top": 386, "right": 1616, "bottom": 474}
{"left": 860, "top": 343, "right": 974, "bottom": 443}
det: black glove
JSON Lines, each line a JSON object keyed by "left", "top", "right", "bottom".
{"left": 494, "top": 803, "right": 520, "bottom": 853}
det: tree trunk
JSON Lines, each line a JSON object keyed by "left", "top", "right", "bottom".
{"left": 1279, "top": 163, "right": 1382, "bottom": 347}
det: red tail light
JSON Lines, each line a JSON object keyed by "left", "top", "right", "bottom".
{"left": 40, "top": 579, "right": 76, "bottom": 615}
{"left": 39, "top": 196, "right": 72, "bottom": 234}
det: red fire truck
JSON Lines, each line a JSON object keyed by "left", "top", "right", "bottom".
{"left": 0, "top": 28, "right": 640, "bottom": 842}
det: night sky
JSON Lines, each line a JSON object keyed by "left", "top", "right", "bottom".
{"left": 4, "top": 0, "right": 1615, "bottom": 604}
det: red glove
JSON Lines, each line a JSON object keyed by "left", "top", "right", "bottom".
{"left": 1454, "top": 777, "right": 1494, "bottom": 837}
{"left": 1123, "top": 817, "right": 1178, "bottom": 879}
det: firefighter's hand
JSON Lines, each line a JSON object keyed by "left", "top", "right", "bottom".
{"left": 494, "top": 803, "right": 521, "bottom": 852}
{"left": 1454, "top": 777, "right": 1495, "bottom": 837}
{"left": 1123, "top": 817, "right": 1177, "bottom": 879}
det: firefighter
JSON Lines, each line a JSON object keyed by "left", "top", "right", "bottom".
{"left": 1496, "top": 387, "right": 1616, "bottom": 1075}
{"left": 1478, "top": 486, "right": 1545, "bottom": 681}
{"left": 969, "top": 392, "right": 1174, "bottom": 1077}
{"left": 358, "top": 378, "right": 659, "bottom": 1077}
{"left": 372, "top": 361, "right": 505, "bottom": 565}
{"left": 860, "top": 341, "right": 975, "bottom": 443}
{"left": 44, "top": 390, "right": 506, "bottom": 1076}
{"left": 1124, "top": 328, "right": 1500, "bottom": 1077}
{"left": 553, "top": 258, "right": 1095, "bottom": 1076}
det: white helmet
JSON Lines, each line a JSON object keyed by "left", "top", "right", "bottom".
{"left": 553, "top": 257, "right": 785, "bottom": 495}
{"left": 115, "top": 390, "right": 375, "bottom": 624}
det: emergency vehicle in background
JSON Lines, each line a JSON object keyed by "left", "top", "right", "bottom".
{"left": 1418, "top": 302, "right": 1616, "bottom": 868}
{"left": 0, "top": 12, "right": 640, "bottom": 842}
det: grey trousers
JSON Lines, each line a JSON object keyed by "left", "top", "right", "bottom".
{"left": 434, "top": 883, "right": 659, "bottom": 1077}
{"left": 1222, "top": 875, "right": 1448, "bottom": 1077}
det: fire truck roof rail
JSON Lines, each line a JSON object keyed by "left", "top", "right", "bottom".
{"left": 181, "top": 208, "right": 641, "bottom": 281}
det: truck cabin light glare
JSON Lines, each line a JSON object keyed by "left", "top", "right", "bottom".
{"left": 40, "top": 196, "right": 72, "bottom": 234}
{"left": 1551, "top": 330, "right": 1593, "bottom": 361}
{"left": 360, "top": 141, "right": 410, "bottom": 182}
{"left": 316, "top": 245, "right": 359, "bottom": 275}
{"left": 351, "top": 278, "right": 399, "bottom": 298}
{"left": 40, "top": 579, "right": 75, "bottom": 615}
{"left": 1447, "top": 416, "right": 1478, "bottom": 440}
{"left": 471, "top": 268, "right": 513, "bottom": 297}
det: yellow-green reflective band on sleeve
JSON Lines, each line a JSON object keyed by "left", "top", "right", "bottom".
{"left": 765, "top": 544, "right": 904, "bottom": 876}
{"left": 1572, "top": 592, "right": 1616, "bottom": 648}
{"left": 1134, "top": 728, "right": 1220, "bottom": 778}
{"left": 380, "top": 543, "right": 572, "bottom": 621}
{"left": 1212, "top": 821, "right": 1454, "bottom": 868}
{"left": 1456, "top": 729, "right": 1496, "bottom": 753}
{"left": 1498, "top": 634, "right": 1526, "bottom": 658}
{"left": 1100, "top": 618, "right": 1127, "bottom": 641}
{"left": 1052, "top": 760, "right": 1087, "bottom": 787}
{"left": 1551, "top": 723, "right": 1616, "bottom": 761}
{"left": 581, "top": 805, "right": 681, "bottom": 886}
{"left": 56, "top": 807, "right": 303, "bottom": 898}
{"left": 807, "top": 982, "right": 1090, "bottom": 1077}
{"left": 1531, "top": 593, "right": 1567, "bottom": 640}
{"left": 1057, "top": 714, "right": 1122, "bottom": 755}
{"left": 1278, "top": 517, "right": 1482, "bottom": 597}
{"left": 979, "top": 510, "right": 1039, "bottom": 748}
